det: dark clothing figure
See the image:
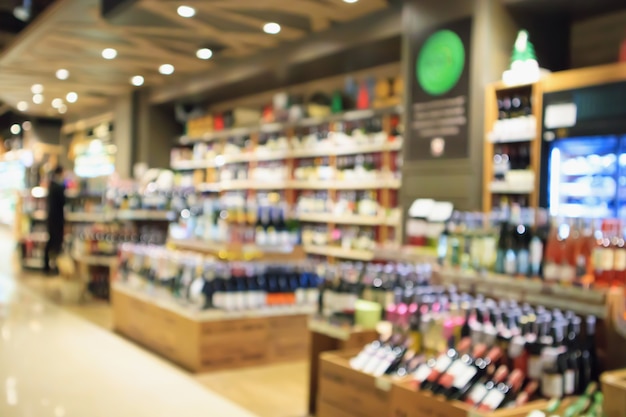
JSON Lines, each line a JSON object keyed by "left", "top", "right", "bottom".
{"left": 44, "top": 179, "right": 65, "bottom": 273}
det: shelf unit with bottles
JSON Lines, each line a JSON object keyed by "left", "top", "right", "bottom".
{"left": 170, "top": 69, "right": 405, "bottom": 262}
{"left": 483, "top": 81, "right": 544, "bottom": 211}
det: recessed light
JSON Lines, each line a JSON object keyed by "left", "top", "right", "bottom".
{"left": 343, "top": 0, "right": 359, "bottom": 3}
{"left": 52, "top": 98, "right": 63, "bottom": 108}
{"left": 66, "top": 92, "right": 78, "bottom": 103}
{"left": 56, "top": 69, "right": 69, "bottom": 80}
{"left": 177, "top": 5, "right": 195, "bottom": 18}
{"left": 196, "top": 48, "right": 213, "bottom": 60}
{"left": 159, "top": 64, "right": 175, "bottom": 75}
{"left": 102, "top": 48, "right": 117, "bottom": 59}
{"left": 131, "top": 75, "right": 144, "bottom": 86}
{"left": 10, "top": 124, "right": 21, "bottom": 135}
{"left": 22, "top": 121, "right": 31, "bottom": 131}
{"left": 31, "top": 84, "right": 43, "bottom": 94}
{"left": 33, "top": 94, "right": 44, "bottom": 104}
{"left": 58, "top": 105, "right": 67, "bottom": 114}
{"left": 263, "top": 22, "right": 281, "bottom": 34}
{"left": 17, "top": 101, "right": 28, "bottom": 111}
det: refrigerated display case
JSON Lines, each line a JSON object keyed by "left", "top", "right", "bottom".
{"left": 540, "top": 81, "right": 626, "bottom": 219}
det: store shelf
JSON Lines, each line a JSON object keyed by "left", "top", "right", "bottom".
{"left": 489, "top": 181, "right": 534, "bottom": 194}
{"left": 171, "top": 159, "right": 216, "bottom": 170}
{"left": 28, "top": 210, "right": 47, "bottom": 221}
{"left": 22, "top": 258, "right": 45, "bottom": 269}
{"left": 220, "top": 180, "right": 290, "bottom": 191}
{"left": 296, "top": 212, "right": 399, "bottom": 226}
{"left": 222, "top": 150, "right": 290, "bottom": 164}
{"left": 116, "top": 210, "right": 176, "bottom": 221}
{"left": 437, "top": 268, "right": 608, "bottom": 318}
{"left": 291, "top": 178, "right": 401, "bottom": 190}
{"left": 303, "top": 245, "right": 374, "bottom": 261}
{"left": 373, "top": 245, "right": 438, "bottom": 263}
{"left": 179, "top": 105, "right": 403, "bottom": 144}
{"left": 197, "top": 182, "right": 222, "bottom": 193}
{"left": 291, "top": 140, "right": 402, "bottom": 159}
{"left": 21, "top": 233, "right": 48, "bottom": 243}
{"left": 168, "top": 238, "right": 305, "bottom": 260}
{"left": 66, "top": 212, "right": 114, "bottom": 222}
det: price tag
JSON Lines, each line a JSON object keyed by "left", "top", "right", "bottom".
{"left": 375, "top": 377, "right": 392, "bottom": 391}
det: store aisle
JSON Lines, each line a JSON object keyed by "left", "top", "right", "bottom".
{"left": 0, "top": 231, "right": 257, "bottom": 417}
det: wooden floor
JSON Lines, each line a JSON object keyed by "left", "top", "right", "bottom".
{"left": 20, "top": 272, "right": 310, "bottom": 417}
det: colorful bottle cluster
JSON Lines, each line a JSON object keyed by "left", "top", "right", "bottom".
{"left": 437, "top": 205, "right": 626, "bottom": 286}
{"left": 118, "top": 244, "right": 320, "bottom": 311}
{"left": 350, "top": 288, "right": 599, "bottom": 409}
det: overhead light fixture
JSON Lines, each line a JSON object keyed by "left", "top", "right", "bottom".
{"left": 10, "top": 124, "right": 21, "bottom": 135}
{"left": 58, "top": 105, "right": 68, "bottom": 114}
{"left": 17, "top": 101, "right": 28, "bottom": 111}
{"left": 177, "top": 5, "right": 195, "bottom": 17}
{"left": 22, "top": 121, "right": 31, "bottom": 131}
{"left": 66, "top": 92, "right": 78, "bottom": 103}
{"left": 263, "top": 22, "right": 281, "bottom": 34}
{"left": 52, "top": 98, "right": 63, "bottom": 109}
{"left": 343, "top": 0, "right": 359, "bottom": 3}
{"left": 159, "top": 64, "right": 175, "bottom": 75}
{"left": 33, "top": 94, "right": 44, "bottom": 104}
{"left": 102, "top": 48, "right": 117, "bottom": 59}
{"left": 131, "top": 75, "right": 144, "bottom": 86}
{"left": 196, "top": 48, "right": 213, "bottom": 60}
{"left": 56, "top": 69, "right": 69, "bottom": 80}
{"left": 31, "top": 84, "right": 43, "bottom": 94}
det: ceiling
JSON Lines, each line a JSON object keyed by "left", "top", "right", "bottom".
{"left": 0, "top": 0, "right": 389, "bottom": 118}
{"left": 0, "top": 0, "right": 55, "bottom": 50}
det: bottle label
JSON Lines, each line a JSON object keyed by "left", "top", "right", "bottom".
{"left": 560, "top": 264, "right": 576, "bottom": 283}
{"left": 434, "top": 355, "right": 453, "bottom": 373}
{"left": 541, "top": 373, "right": 564, "bottom": 399}
{"left": 564, "top": 369, "right": 576, "bottom": 395}
{"left": 594, "top": 247, "right": 605, "bottom": 272}
{"left": 615, "top": 250, "right": 626, "bottom": 272}
{"left": 414, "top": 363, "right": 432, "bottom": 382}
{"left": 453, "top": 365, "right": 478, "bottom": 389}
{"left": 508, "top": 337, "right": 525, "bottom": 359}
{"left": 528, "top": 355, "right": 543, "bottom": 380}
{"left": 543, "top": 262, "right": 560, "bottom": 282}
{"left": 480, "top": 388, "right": 506, "bottom": 410}
{"left": 601, "top": 248, "right": 615, "bottom": 271}
{"left": 440, "top": 360, "right": 467, "bottom": 388}
{"left": 467, "top": 383, "right": 488, "bottom": 406}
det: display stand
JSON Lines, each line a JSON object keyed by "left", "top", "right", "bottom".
{"left": 112, "top": 284, "right": 313, "bottom": 372}
{"left": 307, "top": 319, "right": 379, "bottom": 416}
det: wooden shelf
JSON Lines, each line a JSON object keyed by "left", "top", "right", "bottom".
{"left": 220, "top": 180, "right": 290, "bottom": 191}
{"left": 437, "top": 268, "right": 609, "bottom": 318}
{"left": 296, "top": 212, "right": 399, "bottom": 227}
{"left": 488, "top": 182, "right": 535, "bottom": 194}
{"left": 73, "top": 254, "right": 117, "bottom": 267}
{"left": 291, "top": 178, "right": 401, "bottom": 190}
{"left": 303, "top": 245, "right": 375, "bottom": 261}
{"left": 116, "top": 210, "right": 175, "bottom": 221}
{"left": 66, "top": 212, "right": 114, "bottom": 222}
{"left": 168, "top": 238, "right": 306, "bottom": 261}
{"left": 171, "top": 159, "right": 216, "bottom": 170}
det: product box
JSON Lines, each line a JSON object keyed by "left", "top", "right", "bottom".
{"left": 601, "top": 369, "right": 626, "bottom": 417}
{"left": 389, "top": 381, "right": 549, "bottom": 417}
{"left": 317, "top": 350, "right": 393, "bottom": 417}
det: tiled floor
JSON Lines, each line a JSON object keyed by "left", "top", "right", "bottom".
{"left": 8, "top": 232, "right": 310, "bottom": 417}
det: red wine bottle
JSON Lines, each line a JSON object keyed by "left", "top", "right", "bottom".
{"left": 432, "top": 343, "right": 488, "bottom": 395}
{"left": 465, "top": 365, "right": 509, "bottom": 405}
{"left": 420, "top": 337, "right": 472, "bottom": 391}
{"left": 445, "top": 346, "right": 503, "bottom": 400}
{"left": 477, "top": 369, "right": 525, "bottom": 411}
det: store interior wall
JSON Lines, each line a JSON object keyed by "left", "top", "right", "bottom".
{"left": 113, "top": 92, "right": 133, "bottom": 179}
{"left": 400, "top": 0, "right": 518, "bottom": 213}
{"left": 571, "top": 9, "right": 626, "bottom": 68}
{"left": 134, "top": 90, "right": 178, "bottom": 170}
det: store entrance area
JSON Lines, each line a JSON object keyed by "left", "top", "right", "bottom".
{"left": 0, "top": 227, "right": 307, "bottom": 417}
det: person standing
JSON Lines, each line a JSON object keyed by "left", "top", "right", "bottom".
{"left": 44, "top": 166, "right": 65, "bottom": 274}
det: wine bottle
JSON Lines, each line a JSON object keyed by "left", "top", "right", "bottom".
{"left": 464, "top": 365, "right": 509, "bottom": 405}
{"left": 445, "top": 346, "right": 503, "bottom": 400}
{"left": 477, "top": 369, "right": 525, "bottom": 411}
{"left": 420, "top": 337, "right": 472, "bottom": 391}
{"left": 431, "top": 343, "right": 488, "bottom": 394}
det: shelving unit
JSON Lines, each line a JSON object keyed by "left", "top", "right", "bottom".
{"left": 482, "top": 81, "right": 544, "bottom": 210}
{"left": 168, "top": 238, "right": 306, "bottom": 262}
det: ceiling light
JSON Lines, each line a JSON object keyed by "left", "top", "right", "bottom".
{"left": 10, "top": 124, "right": 21, "bottom": 135}
{"left": 102, "top": 48, "right": 117, "bottom": 59}
{"left": 17, "top": 101, "right": 28, "bottom": 111}
{"left": 66, "top": 92, "right": 78, "bottom": 103}
{"left": 52, "top": 98, "right": 63, "bottom": 108}
{"left": 131, "top": 75, "right": 144, "bottom": 86}
{"left": 196, "top": 48, "right": 213, "bottom": 60}
{"left": 22, "top": 121, "right": 31, "bottom": 131}
{"left": 33, "top": 94, "right": 44, "bottom": 104}
{"left": 263, "top": 22, "right": 281, "bottom": 34}
{"left": 31, "top": 84, "right": 43, "bottom": 94}
{"left": 56, "top": 69, "right": 69, "bottom": 80}
{"left": 177, "top": 5, "right": 195, "bottom": 17}
{"left": 343, "top": 0, "right": 359, "bottom": 3}
{"left": 58, "top": 105, "right": 67, "bottom": 114}
{"left": 159, "top": 64, "right": 175, "bottom": 75}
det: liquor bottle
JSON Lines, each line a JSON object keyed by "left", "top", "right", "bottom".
{"left": 464, "top": 365, "right": 509, "bottom": 405}
{"left": 445, "top": 346, "right": 503, "bottom": 400}
{"left": 594, "top": 219, "right": 615, "bottom": 286}
{"left": 526, "top": 317, "right": 551, "bottom": 381}
{"left": 350, "top": 335, "right": 392, "bottom": 371}
{"left": 477, "top": 369, "right": 525, "bottom": 411}
{"left": 614, "top": 221, "right": 626, "bottom": 285}
{"left": 543, "top": 218, "right": 564, "bottom": 282}
{"left": 509, "top": 314, "right": 530, "bottom": 373}
{"left": 579, "top": 316, "right": 598, "bottom": 390}
{"left": 540, "top": 325, "right": 567, "bottom": 399}
{"left": 420, "top": 337, "right": 472, "bottom": 391}
{"left": 254, "top": 206, "right": 266, "bottom": 246}
{"left": 508, "top": 380, "right": 539, "bottom": 408}
{"left": 431, "top": 343, "right": 488, "bottom": 394}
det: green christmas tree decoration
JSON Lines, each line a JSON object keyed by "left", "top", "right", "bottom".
{"left": 510, "top": 30, "right": 537, "bottom": 69}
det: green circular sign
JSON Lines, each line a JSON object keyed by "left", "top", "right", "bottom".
{"left": 417, "top": 29, "right": 465, "bottom": 96}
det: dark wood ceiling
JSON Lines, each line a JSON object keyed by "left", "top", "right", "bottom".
{"left": 0, "top": 0, "right": 55, "bottom": 50}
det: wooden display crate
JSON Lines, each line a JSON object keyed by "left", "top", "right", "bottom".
{"left": 112, "top": 285, "right": 310, "bottom": 373}
{"left": 317, "top": 350, "right": 393, "bottom": 417}
{"left": 601, "top": 369, "right": 626, "bottom": 417}
{"left": 389, "top": 381, "right": 549, "bottom": 417}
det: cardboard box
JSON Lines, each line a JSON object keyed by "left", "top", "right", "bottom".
{"left": 389, "top": 381, "right": 549, "bottom": 417}
{"left": 317, "top": 350, "right": 393, "bottom": 417}
{"left": 602, "top": 369, "right": 626, "bottom": 417}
